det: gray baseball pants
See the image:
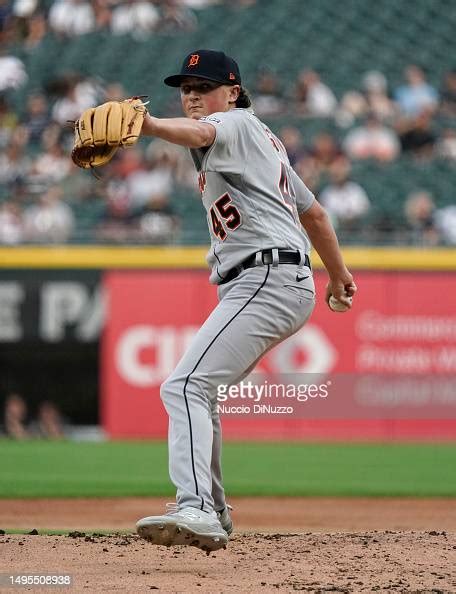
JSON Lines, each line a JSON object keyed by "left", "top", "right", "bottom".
{"left": 160, "top": 260, "right": 315, "bottom": 513}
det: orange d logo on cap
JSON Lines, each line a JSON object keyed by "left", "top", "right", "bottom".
{"left": 188, "top": 54, "right": 200, "bottom": 67}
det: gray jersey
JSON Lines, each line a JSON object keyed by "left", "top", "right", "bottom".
{"left": 190, "top": 108, "right": 315, "bottom": 284}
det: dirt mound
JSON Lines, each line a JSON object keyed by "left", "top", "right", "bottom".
{"left": 2, "top": 496, "right": 456, "bottom": 532}
{"left": 1, "top": 498, "right": 456, "bottom": 592}
{"left": 1, "top": 531, "right": 455, "bottom": 593}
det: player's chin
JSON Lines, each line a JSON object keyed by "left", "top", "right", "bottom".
{"left": 188, "top": 110, "right": 205, "bottom": 119}
{"left": 184, "top": 105, "right": 205, "bottom": 118}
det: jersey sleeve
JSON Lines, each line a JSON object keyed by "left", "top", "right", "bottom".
{"left": 289, "top": 167, "right": 315, "bottom": 214}
{"left": 198, "top": 111, "right": 243, "bottom": 174}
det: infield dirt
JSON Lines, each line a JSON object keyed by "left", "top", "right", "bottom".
{"left": 1, "top": 497, "right": 455, "bottom": 593}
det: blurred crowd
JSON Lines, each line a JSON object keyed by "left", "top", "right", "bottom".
{"left": 2, "top": 392, "right": 65, "bottom": 439}
{"left": 253, "top": 65, "right": 456, "bottom": 163}
{"left": 256, "top": 64, "right": 456, "bottom": 243}
{"left": 0, "top": 0, "right": 455, "bottom": 245}
{"left": 0, "top": 73, "right": 192, "bottom": 243}
{"left": 0, "top": 0, "right": 257, "bottom": 44}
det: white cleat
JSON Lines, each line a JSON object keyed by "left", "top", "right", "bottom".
{"left": 217, "top": 504, "right": 233, "bottom": 536}
{"left": 136, "top": 505, "right": 228, "bottom": 553}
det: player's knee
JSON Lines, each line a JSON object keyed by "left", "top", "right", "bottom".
{"left": 161, "top": 373, "right": 211, "bottom": 406}
{"left": 160, "top": 375, "right": 180, "bottom": 405}
{"left": 160, "top": 378, "right": 172, "bottom": 404}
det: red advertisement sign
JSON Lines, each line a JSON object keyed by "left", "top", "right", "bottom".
{"left": 101, "top": 270, "right": 456, "bottom": 440}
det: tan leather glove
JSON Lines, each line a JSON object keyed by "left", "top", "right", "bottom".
{"left": 71, "top": 97, "right": 148, "bottom": 169}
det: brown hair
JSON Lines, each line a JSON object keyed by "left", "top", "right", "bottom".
{"left": 235, "top": 86, "right": 252, "bottom": 108}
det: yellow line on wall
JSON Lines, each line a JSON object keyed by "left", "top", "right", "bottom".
{"left": 0, "top": 246, "right": 455, "bottom": 270}
{"left": 0, "top": 246, "right": 206, "bottom": 269}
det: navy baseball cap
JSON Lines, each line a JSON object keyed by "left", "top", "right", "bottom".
{"left": 164, "top": 50, "right": 241, "bottom": 87}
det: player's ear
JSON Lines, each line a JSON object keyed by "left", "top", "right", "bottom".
{"left": 228, "top": 85, "right": 240, "bottom": 103}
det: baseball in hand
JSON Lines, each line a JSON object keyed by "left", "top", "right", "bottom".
{"left": 329, "top": 295, "right": 352, "bottom": 312}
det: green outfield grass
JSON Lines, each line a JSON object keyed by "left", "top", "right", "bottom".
{"left": 0, "top": 440, "right": 455, "bottom": 498}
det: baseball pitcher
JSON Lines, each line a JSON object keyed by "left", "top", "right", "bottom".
{"left": 71, "top": 49, "right": 356, "bottom": 554}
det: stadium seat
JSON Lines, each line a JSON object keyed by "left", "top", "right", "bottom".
{"left": 3, "top": 0, "right": 456, "bottom": 243}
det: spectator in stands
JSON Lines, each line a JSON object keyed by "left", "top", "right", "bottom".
{"left": 111, "top": 0, "right": 160, "bottom": 38}
{"left": 49, "top": 0, "right": 95, "bottom": 37}
{"left": 0, "top": 200, "right": 23, "bottom": 244}
{"left": 60, "top": 163, "right": 98, "bottom": 206}
{"left": 293, "top": 155, "right": 319, "bottom": 195}
{"left": 336, "top": 89, "right": 367, "bottom": 127}
{"left": 294, "top": 69, "right": 337, "bottom": 117}
{"left": 21, "top": 93, "right": 51, "bottom": 146}
{"left": 278, "top": 126, "right": 307, "bottom": 167}
{"left": 293, "top": 133, "right": 342, "bottom": 193}
{"left": 252, "top": 70, "right": 285, "bottom": 117}
{"left": 147, "top": 139, "right": 197, "bottom": 189}
{"left": 10, "top": 175, "right": 28, "bottom": 203}
{"left": 0, "top": 50, "right": 28, "bottom": 92}
{"left": 0, "top": 96, "right": 18, "bottom": 149}
{"left": 37, "top": 401, "right": 65, "bottom": 439}
{"left": 22, "top": 11, "right": 47, "bottom": 51}
{"left": 136, "top": 194, "right": 180, "bottom": 243}
{"left": 343, "top": 113, "right": 400, "bottom": 162}
{"left": 0, "top": 140, "right": 31, "bottom": 186}
{"left": 403, "top": 190, "right": 440, "bottom": 246}
{"left": 0, "top": 0, "right": 12, "bottom": 27}
{"left": 23, "top": 185, "right": 74, "bottom": 242}
{"left": 362, "top": 70, "right": 397, "bottom": 122}
{"left": 436, "top": 128, "right": 456, "bottom": 162}
{"left": 311, "top": 132, "right": 343, "bottom": 171}
{"left": 397, "top": 108, "right": 436, "bottom": 158}
{"left": 440, "top": 69, "right": 456, "bottom": 116}
{"left": 25, "top": 122, "right": 67, "bottom": 194}
{"left": 95, "top": 148, "right": 143, "bottom": 241}
{"left": 32, "top": 133, "right": 72, "bottom": 184}
{"left": 51, "top": 74, "right": 101, "bottom": 125}
{"left": 103, "top": 82, "right": 128, "bottom": 102}
{"left": 13, "top": 0, "right": 38, "bottom": 18}
{"left": 337, "top": 70, "right": 397, "bottom": 127}
{"left": 0, "top": 0, "right": 13, "bottom": 44}
{"left": 8, "top": 0, "right": 47, "bottom": 49}
{"left": 318, "top": 157, "right": 370, "bottom": 231}
{"left": 159, "top": 0, "right": 197, "bottom": 32}
{"left": 92, "top": 0, "right": 112, "bottom": 31}
{"left": 111, "top": 145, "right": 144, "bottom": 179}
{"left": 394, "top": 65, "right": 438, "bottom": 117}
{"left": 95, "top": 187, "right": 134, "bottom": 243}
{"left": 4, "top": 393, "right": 30, "bottom": 439}
{"left": 127, "top": 141, "right": 177, "bottom": 213}
{"left": 96, "top": 215, "right": 132, "bottom": 243}
{"left": 434, "top": 205, "right": 456, "bottom": 245}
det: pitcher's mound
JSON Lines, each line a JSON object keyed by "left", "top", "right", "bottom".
{"left": 1, "top": 530, "right": 455, "bottom": 593}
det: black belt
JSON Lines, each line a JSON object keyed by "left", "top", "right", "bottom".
{"left": 219, "top": 249, "right": 311, "bottom": 285}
